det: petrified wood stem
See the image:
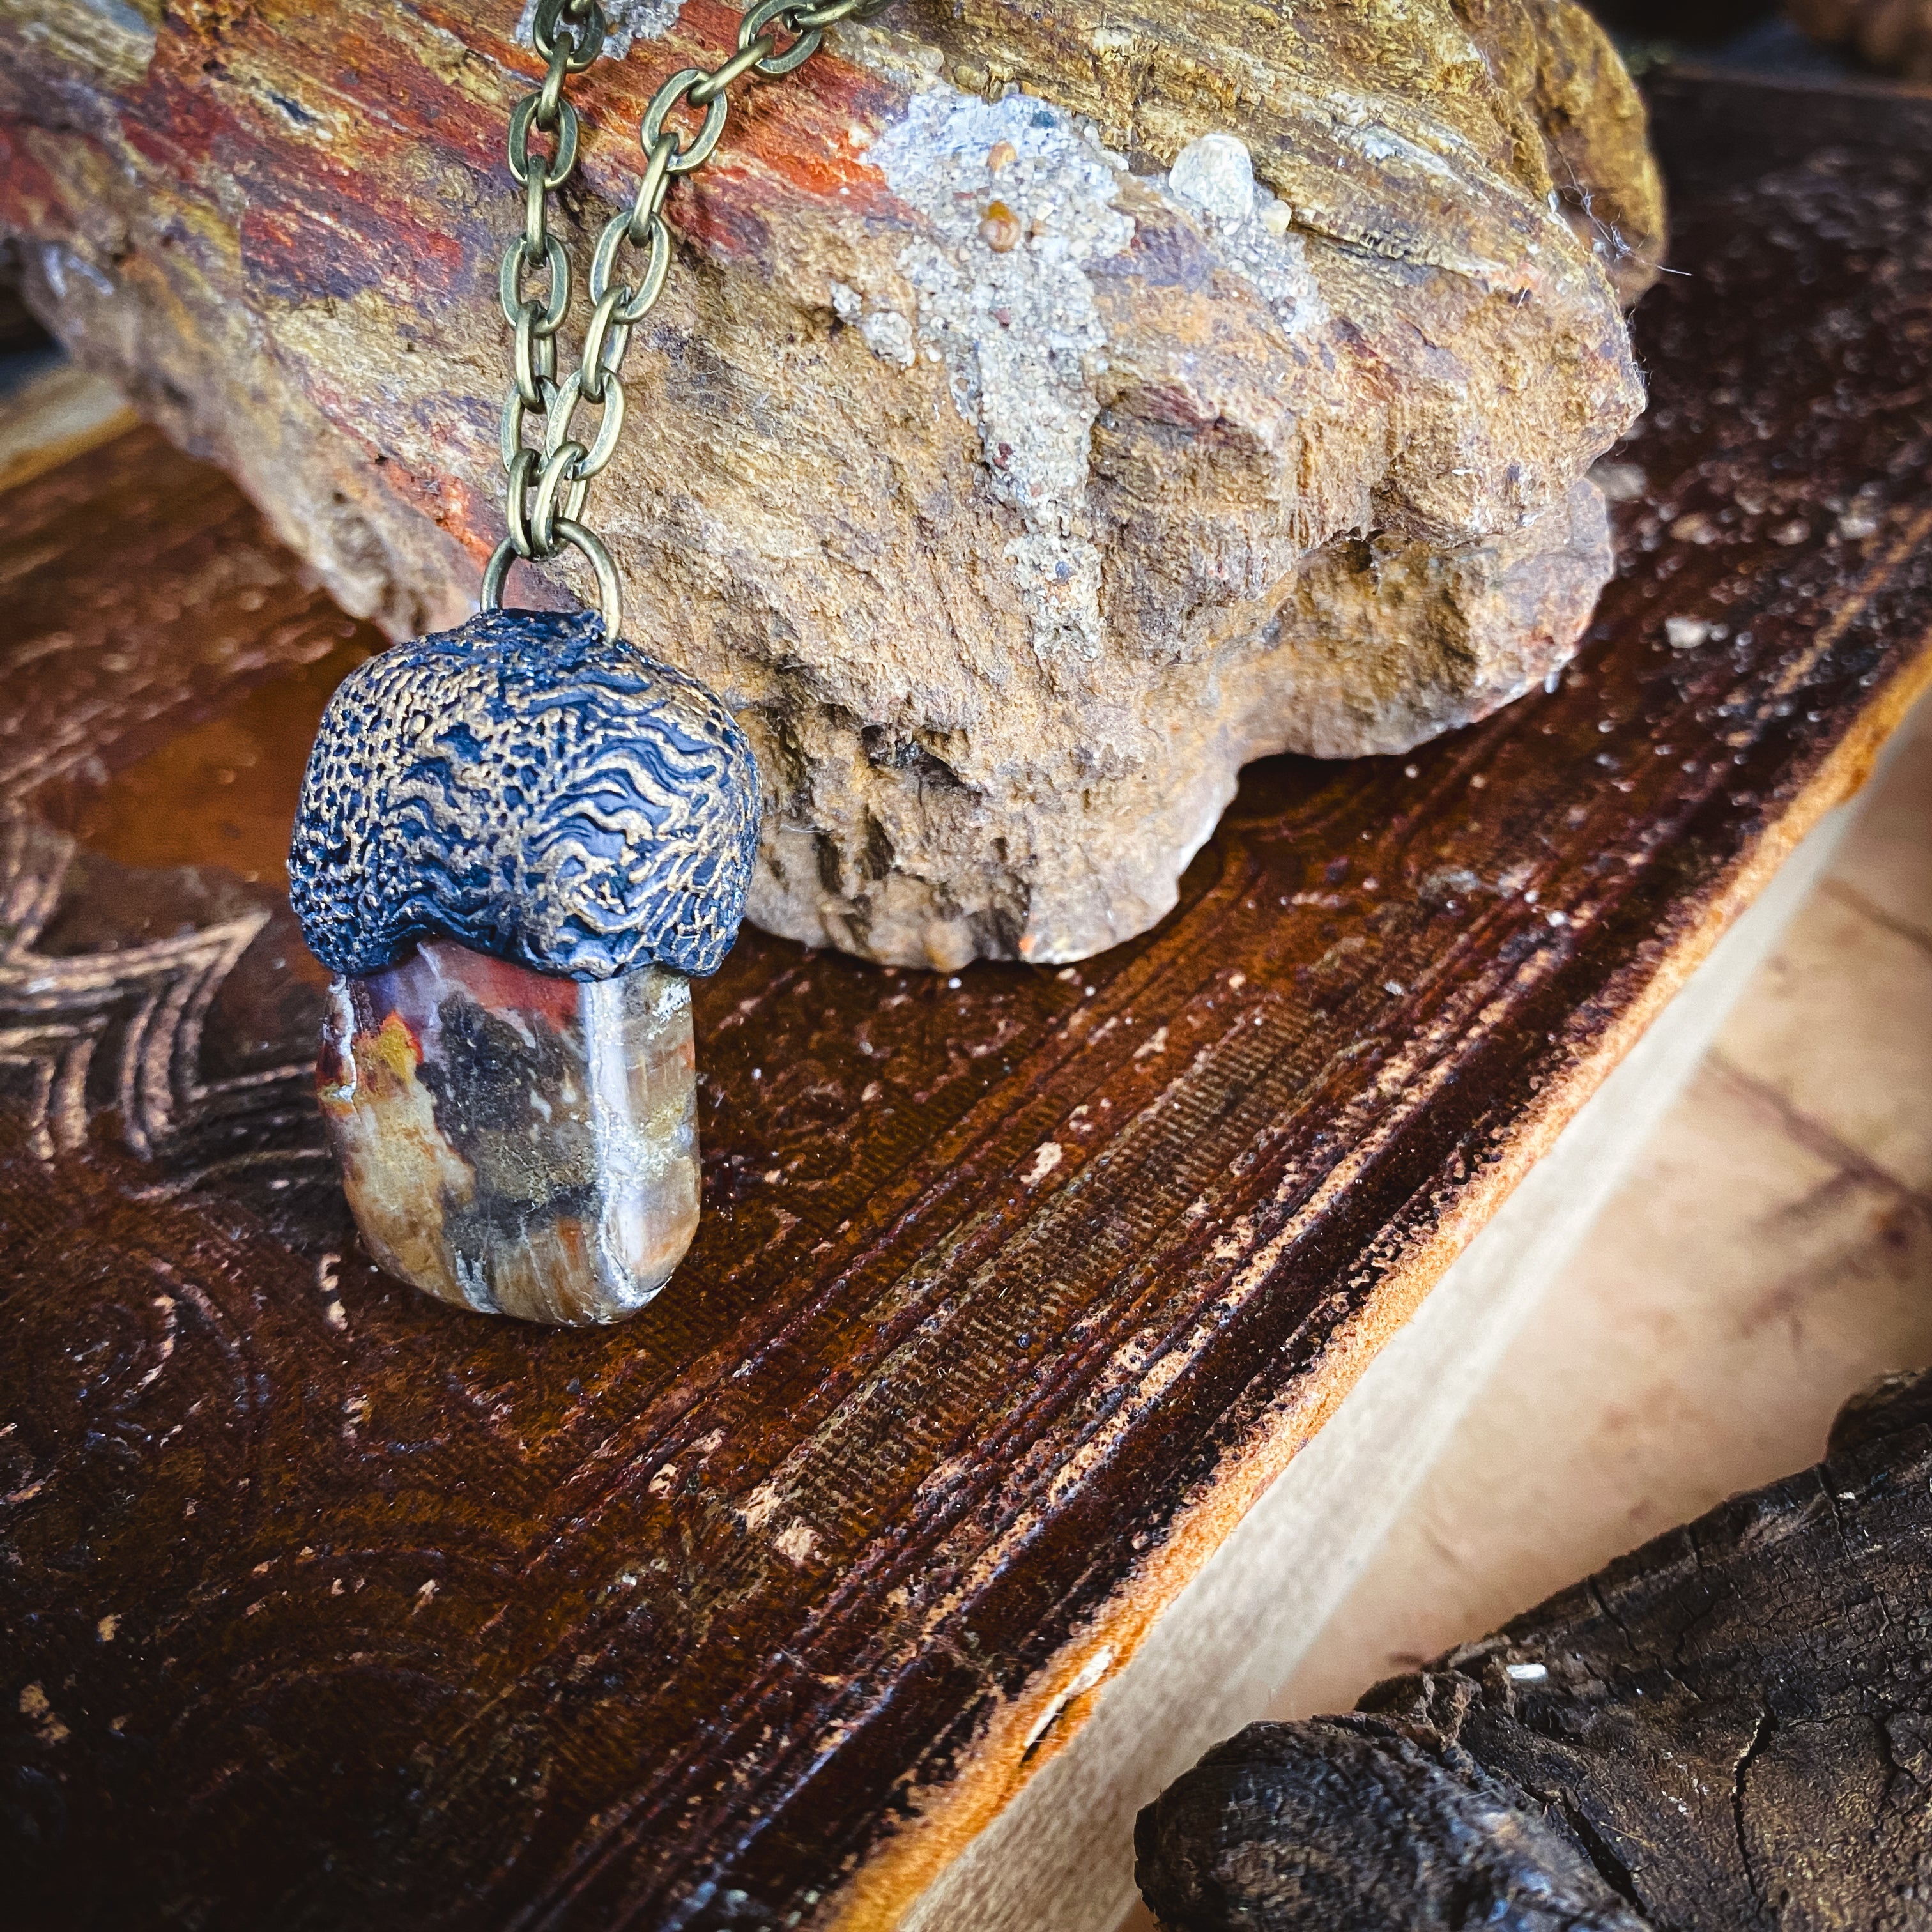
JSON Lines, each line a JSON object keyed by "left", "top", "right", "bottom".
{"left": 1135, "top": 1368, "right": 1932, "bottom": 1931}
{"left": 0, "top": 0, "right": 1659, "bottom": 969}
{"left": 321, "top": 941, "right": 702, "bottom": 1324}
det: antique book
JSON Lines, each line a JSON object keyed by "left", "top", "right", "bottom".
{"left": 4, "top": 62, "right": 1932, "bottom": 1932}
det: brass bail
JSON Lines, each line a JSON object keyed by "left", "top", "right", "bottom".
{"left": 482, "top": 522, "right": 625, "bottom": 641}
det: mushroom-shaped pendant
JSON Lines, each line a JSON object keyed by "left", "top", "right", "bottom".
{"left": 289, "top": 609, "right": 760, "bottom": 1326}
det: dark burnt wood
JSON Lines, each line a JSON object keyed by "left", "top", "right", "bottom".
{"left": 1134, "top": 1368, "right": 1932, "bottom": 1931}
{"left": 6, "top": 75, "right": 1932, "bottom": 1932}
{"left": 1644, "top": 64, "right": 1932, "bottom": 193}
{"left": 1586, "top": 0, "right": 1776, "bottom": 44}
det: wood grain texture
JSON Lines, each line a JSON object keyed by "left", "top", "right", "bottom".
{"left": 907, "top": 824, "right": 1853, "bottom": 1932}
{"left": 6, "top": 73, "right": 1932, "bottom": 1932}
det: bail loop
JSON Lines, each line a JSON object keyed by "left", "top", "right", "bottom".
{"left": 483, "top": 520, "right": 625, "bottom": 641}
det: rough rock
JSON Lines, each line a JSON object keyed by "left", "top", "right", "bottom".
{"left": 0, "top": 0, "right": 1660, "bottom": 967}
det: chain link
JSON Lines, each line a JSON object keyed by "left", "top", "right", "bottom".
{"left": 488, "top": 0, "right": 895, "bottom": 636}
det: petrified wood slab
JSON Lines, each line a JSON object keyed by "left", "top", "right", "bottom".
{"left": 4, "top": 67, "right": 1932, "bottom": 1932}
{"left": 0, "top": 0, "right": 1659, "bottom": 969}
{"left": 1133, "top": 1367, "right": 1932, "bottom": 1931}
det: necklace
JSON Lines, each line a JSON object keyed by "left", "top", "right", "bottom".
{"left": 288, "top": 0, "right": 888, "bottom": 1326}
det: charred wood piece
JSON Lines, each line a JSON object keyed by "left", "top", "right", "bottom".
{"left": 1136, "top": 1368, "right": 1932, "bottom": 1931}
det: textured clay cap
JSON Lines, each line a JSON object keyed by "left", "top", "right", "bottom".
{"left": 289, "top": 609, "right": 762, "bottom": 981}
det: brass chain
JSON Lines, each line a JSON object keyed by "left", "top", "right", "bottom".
{"left": 487, "top": 0, "right": 894, "bottom": 637}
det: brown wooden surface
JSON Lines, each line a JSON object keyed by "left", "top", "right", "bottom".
{"left": 5, "top": 72, "right": 1932, "bottom": 1932}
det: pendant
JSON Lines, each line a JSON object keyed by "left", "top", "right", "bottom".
{"left": 289, "top": 608, "right": 760, "bottom": 1326}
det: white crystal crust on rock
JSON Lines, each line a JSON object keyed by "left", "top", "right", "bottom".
{"left": 1168, "top": 131, "right": 1257, "bottom": 221}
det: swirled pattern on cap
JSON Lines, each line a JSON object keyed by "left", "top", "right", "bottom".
{"left": 289, "top": 609, "right": 762, "bottom": 981}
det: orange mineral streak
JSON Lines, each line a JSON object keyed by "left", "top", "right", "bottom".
{"left": 319, "top": 994, "right": 472, "bottom": 1307}
{"left": 0, "top": 121, "right": 65, "bottom": 233}
{"left": 445, "top": 948, "right": 583, "bottom": 1031}
{"left": 417, "top": 0, "right": 907, "bottom": 234}
{"left": 13, "top": 0, "right": 911, "bottom": 592}
{"left": 357, "top": 1011, "right": 424, "bottom": 1105}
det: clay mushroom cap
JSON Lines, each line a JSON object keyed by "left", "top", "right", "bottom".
{"left": 289, "top": 608, "right": 763, "bottom": 982}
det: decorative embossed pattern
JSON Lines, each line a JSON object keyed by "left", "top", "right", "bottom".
{"left": 6, "top": 79, "right": 1932, "bottom": 1932}
{"left": 289, "top": 610, "right": 762, "bottom": 981}
{"left": 0, "top": 430, "right": 369, "bottom": 1234}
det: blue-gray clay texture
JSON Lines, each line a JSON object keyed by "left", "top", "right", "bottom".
{"left": 289, "top": 609, "right": 762, "bottom": 980}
